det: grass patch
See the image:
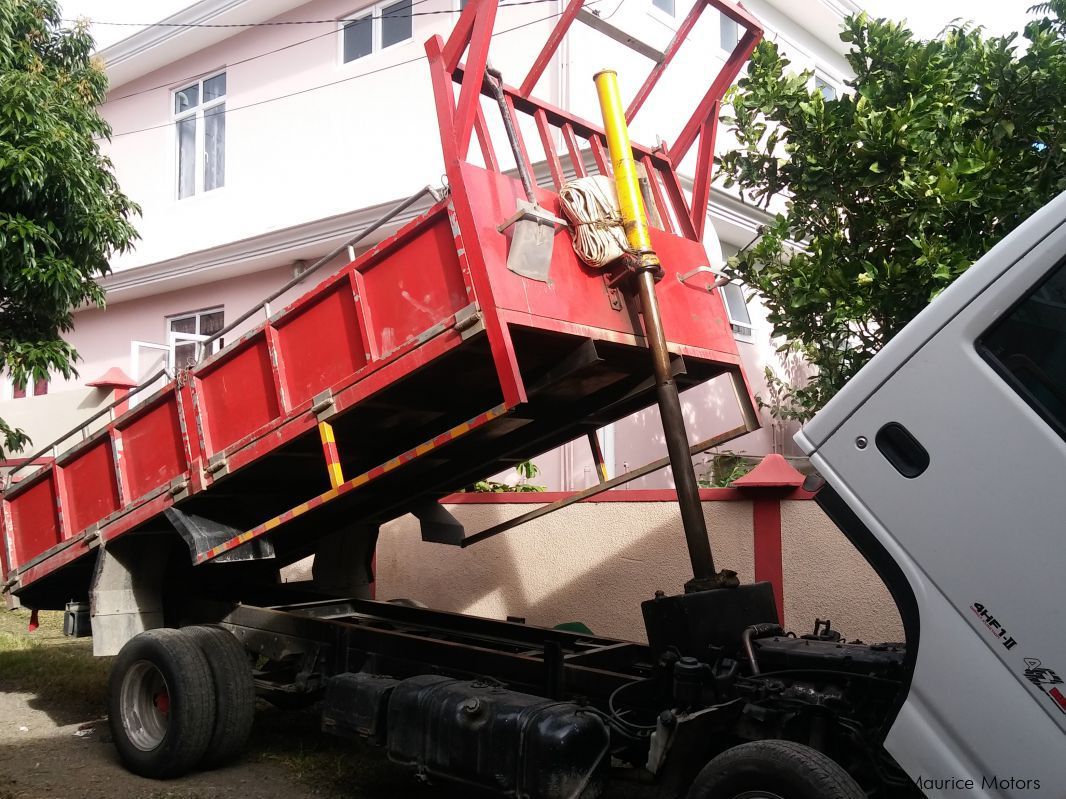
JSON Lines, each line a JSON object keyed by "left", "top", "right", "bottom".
{"left": 0, "top": 608, "right": 110, "bottom": 716}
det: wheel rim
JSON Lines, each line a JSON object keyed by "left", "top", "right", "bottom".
{"left": 120, "top": 659, "right": 171, "bottom": 751}
{"left": 732, "top": 793, "right": 785, "bottom": 799}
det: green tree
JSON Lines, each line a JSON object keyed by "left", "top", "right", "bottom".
{"left": 718, "top": 7, "right": 1066, "bottom": 420}
{"left": 0, "top": 0, "right": 138, "bottom": 456}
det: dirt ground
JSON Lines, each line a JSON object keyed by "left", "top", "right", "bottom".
{"left": 0, "top": 610, "right": 471, "bottom": 799}
{"left": 0, "top": 690, "right": 477, "bottom": 799}
{"left": 0, "top": 609, "right": 652, "bottom": 799}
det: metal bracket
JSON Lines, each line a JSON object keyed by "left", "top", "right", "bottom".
{"left": 603, "top": 274, "right": 624, "bottom": 311}
{"left": 677, "top": 265, "right": 730, "bottom": 291}
{"left": 496, "top": 200, "right": 567, "bottom": 236}
{"left": 311, "top": 389, "right": 336, "bottom": 422}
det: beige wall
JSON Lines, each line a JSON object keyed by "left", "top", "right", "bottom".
{"left": 376, "top": 498, "right": 904, "bottom": 644}
{"left": 781, "top": 501, "right": 905, "bottom": 644}
{"left": 0, "top": 386, "right": 116, "bottom": 460}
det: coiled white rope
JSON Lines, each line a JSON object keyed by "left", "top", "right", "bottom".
{"left": 558, "top": 175, "right": 629, "bottom": 269}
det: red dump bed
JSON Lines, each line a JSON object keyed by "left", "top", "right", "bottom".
{"left": 1, "top": 0, "right": 762, "bottom": 607}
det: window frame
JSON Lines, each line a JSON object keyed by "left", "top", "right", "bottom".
{"left": 649, "top": 0, "right": 676, "bottom": 19}
{"left": 6, "top": 376, "right": 48, "bottom": 400}
{"left": 718, "top": 11, "right": 740, "bottom": 54}
{"left": 338, "top": 0, "right": 414, "bottom": 65}
{"left": 171, "top": 70, "right": 227, "bottom": 200}
{"left": 165, "top": 307, "right": 225, "bottom": 370}
{"left": 812, "top": 70, "right": 840, "bottom": 101}
{"left": 719, "top": 280, "right": 754, "bottom": 343}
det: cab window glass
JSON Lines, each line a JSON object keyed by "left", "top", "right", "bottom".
{"left": 979, "top": 258, "right": 1066, "bottom": 439}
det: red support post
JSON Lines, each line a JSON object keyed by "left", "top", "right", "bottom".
{"left": 733, "top": 455, "right": 806, "bottom": 625}
{"left": 534, "top": 109, "right": 565, "bottom": 189}
{"left": 519, "top": 0, "right": 584, "bottom": 97}
{"left": 560, "top": 123, "right": 586, "bottom": 178}
{"left": 672, "top": 26, "right": 760, "bottom": 162}
{"left": 690, "top": 110, "right": 719, "bottom": 240}
{"left": 452, "top": 0, "right": 499, "bottom": 161}
{"left": 473, "top": 102, "right": 500, "bottom": 173}
{"left": 752, "top": 497, "right": 784, "bottom": 623}
{"left": 589, "top": 135, "right": 611, "bottom": 176}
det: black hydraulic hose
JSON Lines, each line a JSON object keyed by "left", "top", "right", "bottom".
{"left": 741, "top": 623, "right": 784, "bottom": 676}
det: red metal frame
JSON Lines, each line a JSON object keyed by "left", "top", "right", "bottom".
{"left": 2, "top": 0, "right": 763, "bottom": 598}
{"left": 430, "top": 0, "right": 762, "bottom": 240}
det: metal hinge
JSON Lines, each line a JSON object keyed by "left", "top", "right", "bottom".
{"left": 168, "top": 477, "right": 190, "bottom": 502}
{"left": 84, "top": 524, "right": 101, "bottom": 547}
{"left": 206, "top": 456, "right": 229, "bottom": 478}
{"left": 454, "top": 303, "right": 485, "bottom": 339}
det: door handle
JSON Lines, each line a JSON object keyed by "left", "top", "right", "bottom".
{"left": 876, "top": 422, "right": 930, "bottom": 478}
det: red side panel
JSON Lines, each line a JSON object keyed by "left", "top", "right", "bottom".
{"left": 461, "top": 163, "right": 740, "bottom": 358}
{"left": 360, "top": 215, "right": 470, "bottom": 356}
{"left": 0, "top": 508, "right": 10, "bottom": 577}
{"left": 649, "top": 227, "right": 739, "bottom": 355}
{"left": 276, "top": 282, "right": 367, "bottom": 408}
{"left": 9, "top": 476, "right": 60, "bottom": 562}
{"left": 119, "top": 397, "right": 187, "bottom": 502}
{"left": 62, "top": 439, "right": 120, "bottom": 535}
{"left": 197, "top": 336, "right": 281, "bottom": 455}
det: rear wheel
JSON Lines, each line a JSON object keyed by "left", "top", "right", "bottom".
{"left": 687, "top": 740, "right": 865, "bottom": 799}
{"left": 108, "top": 629, "right": 216, "bottom": 778}
{"left": 183, "top": 625, "right": 256, "bottom": 769}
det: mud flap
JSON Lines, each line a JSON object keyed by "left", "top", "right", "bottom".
{"left": 164, "top": 508, "right": 276, "bottom": 564}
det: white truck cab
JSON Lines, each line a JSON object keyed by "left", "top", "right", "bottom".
{"left": 800, "top": 191, "right": 1066, "bottom": 796}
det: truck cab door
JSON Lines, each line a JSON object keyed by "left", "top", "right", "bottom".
{"left": 797, "top": 193, "right": 1066, "bottom": 794}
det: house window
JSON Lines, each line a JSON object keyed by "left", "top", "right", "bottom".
{"left": 168, "top": 308, "right": 225, "bottom": 370}
{"left": 720, "top": 13, "right": 739, "bottom": 50}
{"left": 652, "top": 0, "right": 675, "bottom": 16}
{"left": 341, "top": 0, "right": 412, "bottom": 63}
{"left": 10, "top": 377, "right": 48, "bottom": 400}
{"left": 720, "top": 282, "right": 753, "bottom": 340}
{"left": 814, "top": 73, "right": 838, "bottom": 100}
{"left": 174, "top": 72, "right": 226, "bottom": 199}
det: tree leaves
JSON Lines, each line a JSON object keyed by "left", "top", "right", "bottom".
{"left": 0, "top": 0, "right": 139, "bottom": 456}
{"left": 717, "top": 7, "right": 1066, "bottom": 421}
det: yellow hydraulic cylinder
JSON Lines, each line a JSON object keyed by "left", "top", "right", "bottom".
{"left": 593, "top": 70, "right": 659, "bottom": 270}
{"left": 593, "top": 69, "right": 723, "bottom": 588}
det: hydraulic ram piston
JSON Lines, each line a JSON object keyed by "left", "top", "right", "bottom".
{"left": 593, "top": 69, "right": 737, "bottom": 592}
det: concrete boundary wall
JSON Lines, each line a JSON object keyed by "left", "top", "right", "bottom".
{"left": 376, "top": 489, "right": 905, "bottom": 644}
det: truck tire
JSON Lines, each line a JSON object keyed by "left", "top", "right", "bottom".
{"left": 108, "top": 628, "right": 216, "bottom": 778}
{"left": 183, "top": 625, "right": 257, "bottom": 769}
{"left": 687, "top": 740, "right": 865, "bottom": 799}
